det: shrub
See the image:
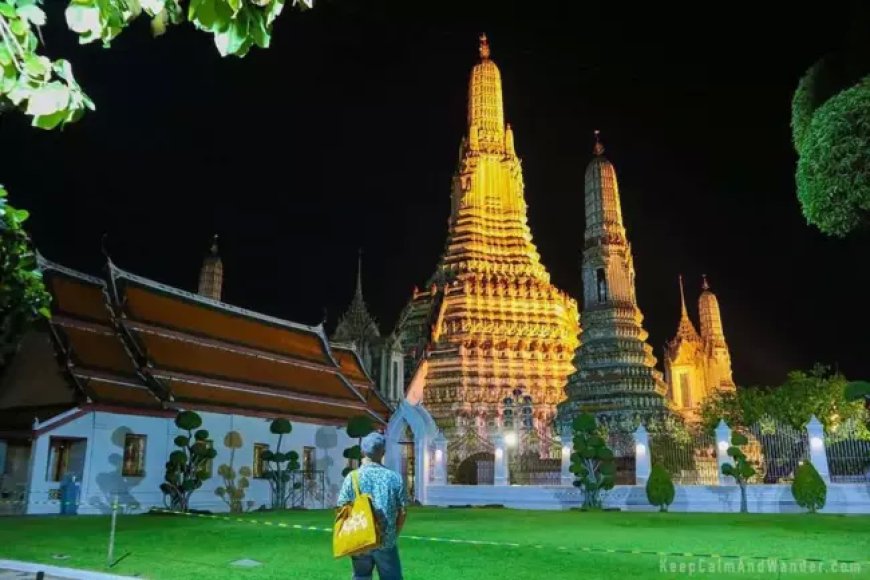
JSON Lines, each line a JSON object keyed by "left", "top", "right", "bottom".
{"left": 646, "top": 465, "right": 675, "bottom": 512}
{"left": 792, "top": 462, "right": 827, "bottom": 513}
{"left": 160, "top": 410, "right": 217, "bottom": 511}
{"left": 214, "top": 430, "right": 252, "bottom": 513}
{"left": 261, "top": 418, "right": 301, "bottom": 509}
{"left": 570, "top": 414, "right": 615, "bottom": 509}
{"left": 796, "top": 77, "right": 870, "bottom": 237}
{"left": 215, "top": 465, "right": 252, "bottom": 513}
{"left": 721, "top": 432, "right": 756, "bottom": 513}
{"left": 342, "top": 415, "right": 375, "bottom": 476}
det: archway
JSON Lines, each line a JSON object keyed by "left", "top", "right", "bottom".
{"left": 385, "top": 401, "right": 441, "bottom": 504}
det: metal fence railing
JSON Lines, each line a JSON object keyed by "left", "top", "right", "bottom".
{"left": 826, "top": 438, "right": 870, "bottom": 483}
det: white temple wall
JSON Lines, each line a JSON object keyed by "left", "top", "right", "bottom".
{"left": 425, "top": 483, "right": 870, "bottom": 514}
{"left": 23, "top": 408, "right": 354, "bottom": 515}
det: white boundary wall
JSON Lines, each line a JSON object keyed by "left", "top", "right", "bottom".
{"left": 425, "top": 483, "right": 870, "bottom": 514}
{"left": 23, "top": 408, "right": 354, "bottom": 515}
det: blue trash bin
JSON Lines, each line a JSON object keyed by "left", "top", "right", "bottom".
{"left": 59, "top": 474, "right": 80, "bottom": 515}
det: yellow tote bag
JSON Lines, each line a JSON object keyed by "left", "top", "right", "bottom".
{"left": 333, "top": 470, "right": 380, "bottom": 558}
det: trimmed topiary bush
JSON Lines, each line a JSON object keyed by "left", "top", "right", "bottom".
{"left": 721, "top": 432, "right": 756, "bottom": 513}
{"left": 261, "top": 418, "right": 301, "bottom": 509}
{"left": 791, "top": 44, "right": 870, "bottom": 238}
{"left": 792, "top": 461, "right": 827, "bottom": 513}
{"left": 646, "top": 465, "right": 675, "bottom": 512}
{"left": 342, "top": 415, "right": 375, "bottom": 476}
{"left": 160, "top": 410, "right": 217, "bottom": 511}
{"left": 796, "top": 77, "right": 870, "bottom": 237}
{"left": 570, "top": 413, "right": 616, "bottom": 510}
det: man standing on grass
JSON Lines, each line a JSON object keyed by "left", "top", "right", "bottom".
{"left": 337, "top": 432, "right": 407, "bottom": 580}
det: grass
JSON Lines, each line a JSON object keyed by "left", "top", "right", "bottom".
{"left": 1, "top": 508, "right": 869, "bottom": 579}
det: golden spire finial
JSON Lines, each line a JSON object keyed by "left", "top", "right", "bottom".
{"left": 593, "top": 130, "right": 605, "bottom": 156}
{"left": 701, "top": 274, "right": 710, "bottom": 291}
{"left": 210, "top": 234, "right": 219, "bottom": 255}
{"left": 479, "top": 33, "right": 490, "bottom": 59}
{"left": 678, "top": 274, "right": 688, "bottom": 317}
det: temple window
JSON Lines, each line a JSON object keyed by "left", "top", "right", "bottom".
{"left": 596, "top": 268, "right": 608, "bottom": 303}
{"left": 122, "top": 434, "right": 147, "bottom": 477}
{"left": 679, "top": 374, "right": 692, "bottom": 408}
{"left": 253, "top": 443, "right": 270, "bottom": 478}
{"left": 46, "top": 438, "right": 71, "bottom": 482}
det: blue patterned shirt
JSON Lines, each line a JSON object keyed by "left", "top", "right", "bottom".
{"left": 337, "top": 460, "right": 407, "bottom": 549}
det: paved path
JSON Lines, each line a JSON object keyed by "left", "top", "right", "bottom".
{"left": 0, "top": 570, "right": 65, "bottom": 579}
{"left": 0, "top": 562, "right": 137, "bottom": 580}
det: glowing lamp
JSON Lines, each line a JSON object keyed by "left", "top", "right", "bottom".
{"left": 562, "top": 445, "right": 571, "bottom": 457}
{"left": 810, "top": 436, "right": 823, "bottom": 451}
{"left": 495, "top": 448, "right": 503, "bottom": 459}
{"left": 435, "top": 449, "right": 443, "bottom": 462}
{"left": 635, "top": 443, "right": 646, "bottom": 456}
{"left": 504, "top": 432, "right": 518, "bottom": 447}
{"left": 717, "top": 441, "right": 729, "bottom": 452}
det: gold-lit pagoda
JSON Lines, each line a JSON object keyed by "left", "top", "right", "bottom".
{"left": 663, "top": 275, "right": 736, "bottom": 421}
{"left": 395, "top": 35, "right": 580, "bottom": 448}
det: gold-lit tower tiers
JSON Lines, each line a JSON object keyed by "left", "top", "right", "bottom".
{"left": 395, "top": 35, "right": 580, "bottom": 447}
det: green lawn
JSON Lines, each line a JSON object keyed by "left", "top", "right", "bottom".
{"left": 1, "top": 508, "right": 869, "bottom": 579}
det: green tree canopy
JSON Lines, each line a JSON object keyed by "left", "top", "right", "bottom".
{"left": 0, "top": 185, "right": 51, "bottom": 366}
{"left": 791, "top": 44, "right": 870, "bottom": 237}
{"left": 700, "top": 365, "right": 869, "bottom": 436}
{"left": 0, "top": 0, "right": 313, "bottom": 129}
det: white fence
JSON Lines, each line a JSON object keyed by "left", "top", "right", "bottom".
{"left": 421, "top": 415, "right": 870, "bottom": 513}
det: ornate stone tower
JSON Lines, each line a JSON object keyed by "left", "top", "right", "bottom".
{"left": 558, "top": 133, "right": 668, "bottom": 428}
{"left": 333, "top": 252, "right": 406, "bottom": 405}
{"left": 197, "top": 235, "right": 223, "bottom": 301}
{"left": 395, "top": 34, "right": 580, "bottom": 445}
{"left": 333, "top": 251, "right": 381, "bottom": 370}
{"left": 663, "top": 275, "right": 736, "bottom": 420}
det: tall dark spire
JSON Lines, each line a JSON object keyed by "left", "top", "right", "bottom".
{"left": 355, "top": 248, "right": 364, "bottom": 300}
{"left": 332, "top": 250, "right": 380, "bottom": 345}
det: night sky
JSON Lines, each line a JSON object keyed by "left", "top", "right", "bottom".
{"left": 2, "top": 1, "right": 868, "bottom": 386}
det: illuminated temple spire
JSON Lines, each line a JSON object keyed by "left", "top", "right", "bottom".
{"left": 197, "top": 235, "right": 223, "bottom": 301}
{"left": 559, "top": 132, "right": 669, "bottom": 429}
{"left": 675, "top": 275, "right": 702, "bottom": 343}
{"left": 394, "top": 35, "right": 579, "bottom": 452}
{"left": 698, "top": 276, "right": 736, "bottom": 391}
{"left": 440, "top": 33, "right": 549, "bottom": 281}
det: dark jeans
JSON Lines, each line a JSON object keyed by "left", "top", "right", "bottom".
{"left": 351, "top": 545, "right": 403, "bottom": 580}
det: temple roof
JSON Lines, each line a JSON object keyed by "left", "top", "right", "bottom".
{"left": 332, "top": 252, "right": 380, "bottom": 346}
{"left": 35, "top": 256, "right": 390, "bottom": 425}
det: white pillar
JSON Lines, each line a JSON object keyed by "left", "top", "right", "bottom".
{"left": 432, "top": 432, "right": 447, "bottom": 485}
{"left": 633, "top": 425, "right": 651, "bottom": 485}
{"left": 715, "top": 419, "right": 733, "bottom": 485}
{"left": 806, "top": 415, "right": 831, "bottom": 483}
{"left": 560, "top": 430, "right": 574, "bottom": 486}
{"left": 493, "top": 433, "right": 508, "bottom": 486}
